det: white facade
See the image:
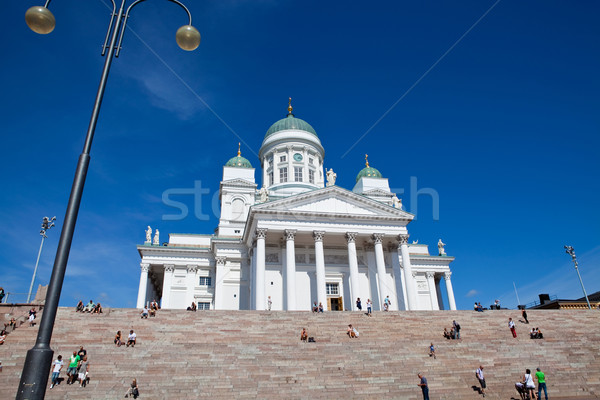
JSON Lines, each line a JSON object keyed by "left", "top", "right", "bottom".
{"left": 137, "top": 104, "right": 456, "bottom": 311}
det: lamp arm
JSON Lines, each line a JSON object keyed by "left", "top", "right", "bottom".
{"left": 101, "top": 0, "right": 118, "bottom": 56}
{"left": 115, "top": 0, "right": 194, "bottom": 57}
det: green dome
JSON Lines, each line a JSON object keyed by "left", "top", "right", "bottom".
{"left": 265, "top": 114, "right": 317, "bottom": 138}
{"left": 226, "top": 155, "right": 252, "bottom": 168}
{"left": 356, "top": 166, "right": 383, "bottom": 182}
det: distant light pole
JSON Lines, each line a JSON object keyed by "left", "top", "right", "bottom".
{"left": 18, "top": 1, "right": 201, "bottom": 398}
{"left": 26, "top": 216, "right": 56, "bottom": 304}
{"left": 564, "top": 245, "right": 591, "bottom": 309}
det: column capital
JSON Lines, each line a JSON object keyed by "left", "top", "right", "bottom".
{"left": 215, "top": 256, "right": 227, "bottom": 266}
{"left": 443, "top": 271, "right": 452, "bottom": 280}
{"left": 411, "top": 271, "right": 418, "bottom": 278}
{"left": 140, "top": 263, "right": 150, "bottom": 272}
{"left": 255, "top": 228, "right": 267, "bottom": 239}
{"left": 426, "top": 271, "right": 435, "bottom": 279}
{"left": 345, "top": 232, "right": 358, "bottom": 243}
{"left": 398, "top": 234, "right": 409, "bottom": 245}
{"left": 313, "top": 231, "right": 325, "bottom": 242}
{"left": 164, "top": 264, "right": 175, "bottom": 272}
{"left": 187, "top": 265, "right": 198, "bottom": 273}
{"left": 372, "top": 233, "right": 384, "bottom": 244}
{"left": 284, "top": 229, "right": 297, "bottom": 241}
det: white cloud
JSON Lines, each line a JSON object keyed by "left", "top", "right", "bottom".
{"left": 466, "top": 289, "right": 479, "bottom": 298}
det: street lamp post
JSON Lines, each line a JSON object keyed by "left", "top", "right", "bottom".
{"left": 26, "top": 216, "right": 56, "bottom": 304}
{"left": 18, "top": 1, "right": 200, "bottom": 398}
{"left": 564, "top": 245, "right": 591, "bottom": 310}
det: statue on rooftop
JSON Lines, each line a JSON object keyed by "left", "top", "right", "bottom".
{"left": 153, "top": 229, "right": 160, "bottom": 246}
{"left": 391, "top": 194, "right": 402, "bottom": 209}
{"left": 258, "top": 185, "right": 269, "bottom": 203}
{"left": 326, "top": 168, "right": 337, "bottom": 187}
{"left": 438, "top": 239, "right": 446, "bottom": 256}
{"left": 145, "top": 226, "right": 152, "bottom": 243}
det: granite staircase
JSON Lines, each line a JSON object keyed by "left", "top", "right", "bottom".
{"left": 0, "top": 308, "right": 599, "bottom": 399}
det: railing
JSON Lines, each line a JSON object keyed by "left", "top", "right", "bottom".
{"left": 1, "top": 292, "right": 32, "bottom": 304}
{"left": 524, "top": 295, "right": 558, "bottom": 309}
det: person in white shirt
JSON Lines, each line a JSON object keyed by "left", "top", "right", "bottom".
{"left": 127, "top": 330, "right": 137, "bottom": 347}
{"left": 522, "top": 368, "right": 537, "bottom": 399}
{"left": 50, "top": 355, "right": 63, "bottom": 389}
{"left": 476, "top": 365, "right": 486, "bottom": 397}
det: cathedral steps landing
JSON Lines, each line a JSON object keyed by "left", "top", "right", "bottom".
{"left": 0, "top": 308, "right": 599, "bottom": 399}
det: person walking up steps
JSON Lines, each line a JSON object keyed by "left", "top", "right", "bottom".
{"left": 417, "top": 373, "right": 430, "bottom": 400}
{"left": 50, "top": 355, "right": 63, "bottom": 389}
{"left": 476, "top": 365, "right": 486, "bottom": 397}
{"left": 429, "top": 343, "right": 436, "bottom": 359}
{"left": 509, "top": 317, "right": 517, "bottom": 338}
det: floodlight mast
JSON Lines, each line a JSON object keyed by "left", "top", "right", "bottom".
{"left": 18, "top": 1, "right": 200, "bottom": 398}
{"left": 564, "top": 245, "right": 591, "bottom": 310}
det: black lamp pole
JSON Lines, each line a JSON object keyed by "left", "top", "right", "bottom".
{"left": 17, "top": 1, "right": 200, "bottom": 398}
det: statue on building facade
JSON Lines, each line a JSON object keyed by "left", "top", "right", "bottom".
{"left": 258, "top": 185, "right": 269, "bottom": 203}
{"left": 145, "top": 226, "right": 152, "bottom": 243}
{"left": 391, "top": 194, "right": 402, "bottom": 209}
{"left": 326, "top": 168, "right": 337, "bottom": 187}
{"left": 438, "top": 239, "right": 446, "bottom": 256}
{"left": 153, "top": 229, "right": 160, "bottom": 246}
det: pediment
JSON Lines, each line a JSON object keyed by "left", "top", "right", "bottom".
{"left": 221, "top": 178, "right": 257, "bottom": 188}
{"left": 251, "top": 186, "right": 413, "bottom": 219}
{"left": 362, "top": 188, "right": 393, "bottom": 197}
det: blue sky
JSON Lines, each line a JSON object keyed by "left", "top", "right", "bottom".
{"left": 1, "top": 1, "right": 598, "bottom": 309}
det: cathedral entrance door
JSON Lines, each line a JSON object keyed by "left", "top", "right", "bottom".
{"left": 328, "top": 297, "right": 343, "bottom": 311}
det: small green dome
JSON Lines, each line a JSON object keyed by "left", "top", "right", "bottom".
{"left": 265, "top": 114, "right": 317, "bottom": 138}
{"left": 226, "top": 156, "right": 252, "bottom": 168}
{"left": 356, "top": 155, "right": 383, "bottom": 182}
{"left": 226, "top": 144, "right": 252, "bottom": 168}
{"left": 356, "top": 166, "right": 383, "bottom": 182}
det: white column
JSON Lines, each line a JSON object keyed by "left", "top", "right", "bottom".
{"left": 313, "top": 231, "right": 327, "bottom": 312}
{"left": 444, "top": 271, "right": 457, "bottom": 310}
{"left": 390, "top": 247, "right": 407, "bottom": 311}
{"left": 161, "top": 265, "right": 174, "bottom": 309}
{"left": 435, "top": 277, "right": 444, "bottom": 310}
{"left": 398, "top": 234, "right": 417, "bottom": 310}
{"left": 136, "top": 263, "right": 150, "bottom": 308}
{"left": 214, "top": 257, "right": 226, "bottom": 310}
{"left": 426, "top": 272, "right": 439, "bottom": 310}
{"left": 345, "top": 232, "right": 360, "bottom": 311}
{"left": 255, "top": 229, "right": 267, "bottom": 310}
{"left": 285, "top": 229, "right": 297, "bottom": 310}
{"left": 186, "top": 265, "right": 197, "bottom": 308}
{"left": 373, "top": 233, "right": 388, "bottom": 308}
{"left": 249, "top": 247, "right": 256, "bottom": 310}
{"left": 366, "top": 244, "right": 380, "bottom": 310}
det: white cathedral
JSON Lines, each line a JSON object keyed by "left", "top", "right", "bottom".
{"left": 137, "top": 101, "right": 456, "bottom": 312}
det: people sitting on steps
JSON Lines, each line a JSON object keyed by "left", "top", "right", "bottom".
{"left": 530, "top": 327, "right": 543, "bottom": 339}
{"left": 300, "top": 328, "right": 308, "bottom": 342}
{"left": 83, "top": 300, "right": 95, "bottom": 313}
{"left": 347, "top": 324, "right": 359, "bottom": 338}
{"left": 76, "top": 300, "right": 84, "bottom": 312}
{"left": 187, "top": 302, "right": 197, "bottom": 311}
{"left": 127, "top": 329, "right": 137, "bottom": 347}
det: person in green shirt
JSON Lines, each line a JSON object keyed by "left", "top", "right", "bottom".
{"left": 536, "top": 367, "right": 548, "bottom": 400}
{"left": 66, "top": 351, "right": 80, "bottom": 385}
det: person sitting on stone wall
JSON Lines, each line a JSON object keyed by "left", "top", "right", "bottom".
{"left": 76, "top": 300, "right": 84, "bottom": 312}
{"left": 186, "top": 302, "right": 197, "bottom": 311}
{"left": 312, "top": 302, "right": 318, "bottom": 313}
{"left": 83, "top": 300, "right": 95, "bottom": 313}
{"left": 149, "top": 299, "right": 158, "bottom": 317}
{"left": 300, "top": 328, "right": 308, "bottom": 342}
{"left": 318, "top": 302, "right": 324, "bottom": 313}
{"left": 92, "top": 303, "right": 103, "bottom": 314}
